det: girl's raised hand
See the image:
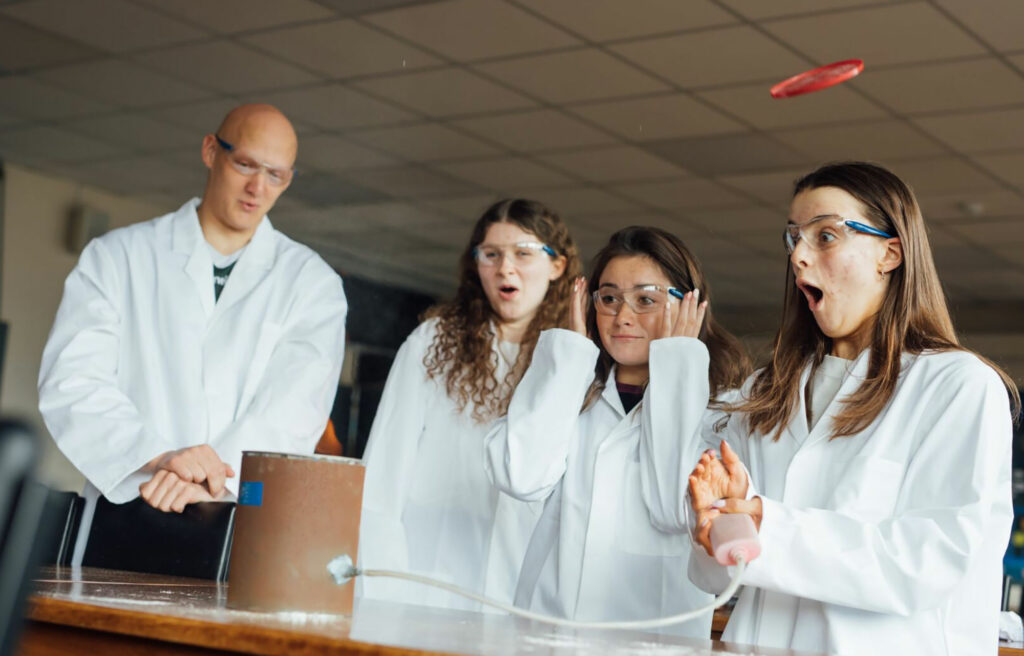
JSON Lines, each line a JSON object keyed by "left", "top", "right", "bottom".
{"left": 658, "top": 289, "right": 707, "bottom": 340}
{"left": 569, "top": 276, "right": 589, "bottom": 337}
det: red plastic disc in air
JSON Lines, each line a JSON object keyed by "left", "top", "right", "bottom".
{"left": 770, "top": 59, "right": 864, "bottom": 99}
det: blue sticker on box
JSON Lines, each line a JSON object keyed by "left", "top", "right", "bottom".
{"left": 239, "top": 481, "right": 263, "bottom": 506}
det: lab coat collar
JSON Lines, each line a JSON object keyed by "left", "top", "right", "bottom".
{"left": 801, "top": 348, "right": 872, "bottom": 448}
{"left": 171, "top": 197, "right": 277, "bottom": 319}
{"left": 599, "top": 365, "right": 631, "bottom": 419}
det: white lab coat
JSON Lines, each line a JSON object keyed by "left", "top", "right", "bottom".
{"left": 484, "top": 329, "right": 713, "bottom": 637}
{"left": 642, "top": 337, "right": 1013, "bottom": 656}
{"left": 38, "top": 198, "right": 347, "bottom": 553}
{"left": 358, "top": 318, "right": 543, "bottom": 611}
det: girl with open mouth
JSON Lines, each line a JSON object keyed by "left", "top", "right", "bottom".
{"left": 656, "top": 162, "right": 1019, "bottom": 655}
{"left": 359, "top": 199, "right": 580, "bottom": 611}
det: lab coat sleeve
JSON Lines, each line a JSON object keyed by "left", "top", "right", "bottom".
{"left": 704, "top": 358, "right": 1013, "bottom": 615}
{"left": 357, "top": 324, "right": 432, "bottom": 596}
{"left": 38, "top": 239, "right": 174, "bottom": 503}
{"left": 638, "top": 336, "right": 718, "bottom": 533}
{"left": 213, "top": 258, "right": 347, "bottom": 493}
{"left": 484, "top": 329, "right": 599, "bottom": 502}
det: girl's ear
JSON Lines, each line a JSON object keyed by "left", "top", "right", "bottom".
{"left": 880, "top": 237, "right": 902, "bottom": 274}
{"left": 549, "top": 255, "right": 567, "bottom": 281}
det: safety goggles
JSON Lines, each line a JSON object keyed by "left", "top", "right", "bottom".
{"left": 592, "top": 284, "right": 686, "bottom": 316}
{"left": 215, "top": 134, "right": 294, "bottom": 187}
{"left": 473, "top": 242, "right": 557, "bottom": 267}
{"left": 784, "top": 214, "right": 895, "bottom": 254}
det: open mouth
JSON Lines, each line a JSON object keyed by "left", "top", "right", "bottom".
{"left": 797, "top": 280, "right": 824, "bottom": 310}
{"left": 498, "top": 285, "right": 519, "bottom": 300}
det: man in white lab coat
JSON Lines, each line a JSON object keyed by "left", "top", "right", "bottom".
{"left": 38, "top": 104, "right": 347, "bottom": 561}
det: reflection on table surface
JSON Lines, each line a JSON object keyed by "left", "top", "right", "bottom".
{"left": 25, "top": 566, "right": 816, "bottom": 656}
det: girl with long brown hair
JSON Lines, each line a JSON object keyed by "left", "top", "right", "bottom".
{"left": 654, "top": 162, "right": 1018, "bottom": 654}
{"left": 359, "top": 199, "right": 580, "bottom": 611}
{"left": 485, "top": 226, "right": 750, "bottom": 635}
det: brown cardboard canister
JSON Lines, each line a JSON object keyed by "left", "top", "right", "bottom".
{"left": 227, "top": 451, "right": 364, "bottom": 614}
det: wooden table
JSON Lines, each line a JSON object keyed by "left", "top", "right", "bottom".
{"left": 18, "top": 567, "right": 817, "bottom": 656}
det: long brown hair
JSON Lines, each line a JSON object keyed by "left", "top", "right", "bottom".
{"left": 424, "top": 199, "right": 581, "bottom": 423}
{"left": 582, "top": 226, "right": 751, "bottom": 408}
{"left": 738, "top": 161, "right": 1020, "bottom": 440}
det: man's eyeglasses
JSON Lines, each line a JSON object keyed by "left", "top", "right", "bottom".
{"left": 784, "top": 214, "right": 895, "bottom": 254}
{"left": 473, "top": 242, "right": 557, "bottom": 267}
{"left": 214, "top": 135, "right": 294, "bottom": 187}
{"left": 592, "top": 284, "right": 686, "bottom": 316}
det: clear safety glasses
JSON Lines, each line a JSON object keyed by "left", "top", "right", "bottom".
{"left": 784, "top": 214, "right": 895, "bottom": 254}
{"left": 473, "top": 241, "right": 558, "bottom": 267}
{"left": 592, "top": 284, "right": 686, "bottom": 316}
{"left": 215, "top": 135, "right": 295, "bottom": 187}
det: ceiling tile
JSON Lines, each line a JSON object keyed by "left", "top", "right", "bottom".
{"left": 145, "top": 99, "right": 244, "bottom": 132}
{"left": 0, "top": 76, "right": 114, "bottom": 120}
{"left": 945, "top": 217, "right": 1024, "bottom": 245}
{"left": 288, "top": 170, "right": 392, "bottom": 206}
{"left": 136, "top": 41, "right": 319, "bottom": 94}
{"left": 0, "top": 14, "right": 98, "bottom": 72}
{"left": 914, "top": 108, "right": 1024, "bottom": 154}
{"left": 257, "top": 84, "right": 415, "bottom": 129}
{"left": 134, "top": 0, "right": 335, "bottom": 34}
{"left": 855, "top": 58, "right": 1024, "bottom": 114}
{"left": 365, "top": 0, "right": 579, "bottom": 61}
{"left": 39, "top": 59, "right": 213, "bottom": 108}
{"left": 327, "top": 201, "right": 453, "bottom": 230}
{"left": 933, "top": 0, "right": 1024, "bottom": 52}
{"left": 1, "top": 0, "right": 205, "bottom": 54}
{"left": 0, "top": 126, "right": 127, "bottom": 163}
{"left": 516, "top": 187, "right": 641, "bottom": 216}
{"left": 298, "top": 134, "right": 399, "bottom": 171}
{"left": 243, "top": 19, "right": 440, "bottom": 79}
{"left": 348, "top": 123, "right": 499, "bottom": 162}
{"left": 646, "top": 133, "right": 809, "bottom": 176}
{"left": 890, "top": 156, "right": 1003, "bottom": 194}
{"left": 64, "top": 114, "right": 197, "bottom": 152}
{"left": 344, "top": 165, "right": 479, "bottom": 197}
{"left": 973, "top": 152, "right": 1024, "bottom": 191}
{"left": 577, "top": 210, "right": 674, "bottom": 232}
{"left": 612, "top": 178, "right": 748, "bottom": 210}
{"left": 514, "top": 0, "right": 735, "bottom": 41}
{"left": 771, "top": 119, "right": 946, "bottom": 163}
{"left": 568, "top": 93, "right": 746, "bottom": 141}
{"left": 451, "top": 109, "right": 614, "bottom": 152}
{"left": 539, "top": 145, "right": 685, "bottom": 182}
{"left": 272, "top": 204, "right": 382, "bottom": 236}
{"left": 438, "top": 157, "right": 575, "bottom": 192}
{"left": 763, "top": 3, "right": 985, "bottom": 67}
{"left": 353, "top": 68, "right": 536, "bottom": 117}
{"left": 475, "top": 48, "right": 668, "bottom": 103}
{"left": 318, "top": 0, "right": 449, "bottom": 17}
{"left": 719, "top": 0, "right": 904, "bottom": 20}
{"left": 686, "top": 205, "right": 788, "bottom": 232}
{"left": 420, "top": 194, "right": 503, "bottom": 220}
{"left": 61, "top": 156, "right": 204, "bottom": 195}
{"left": 697, "top": 81, "right": 885, "bottom": 130}
{"left": 916, "top": 189, "right": 1024, "bottom": 223}
{"left": 611, "top": 26, "right": 811, "bottom": 89}
{"left": 716, "top": 168, "right": 808, "bottom": 206}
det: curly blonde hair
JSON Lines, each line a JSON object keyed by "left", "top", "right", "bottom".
{"left": 423, "top": 199, "right": 581, "bottom": 423}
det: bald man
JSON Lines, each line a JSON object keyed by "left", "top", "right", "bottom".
{"left": 38, "top": 104, "right": 347, "bottom": 561}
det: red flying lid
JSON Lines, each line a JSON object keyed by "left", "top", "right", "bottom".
{"left": 770, "top": 59, "right": 865, "bottom": 99}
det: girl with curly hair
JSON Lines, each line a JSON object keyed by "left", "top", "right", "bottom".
{"left": 359, "top": 199, "right": 580, "bottom": 610}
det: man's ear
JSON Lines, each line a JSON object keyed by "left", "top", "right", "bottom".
{"left": 200, "top": 134, "right": 217, "bottom": 170}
